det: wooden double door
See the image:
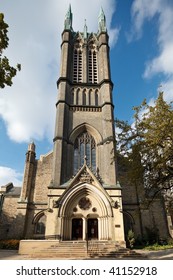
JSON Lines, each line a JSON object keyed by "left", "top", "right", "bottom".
{"left": 72, "top": 218, "right": 98, "bottom": 240}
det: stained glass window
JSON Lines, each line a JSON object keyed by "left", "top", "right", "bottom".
{"left": 74, "top": 132, "right": 96, "bottom": 174}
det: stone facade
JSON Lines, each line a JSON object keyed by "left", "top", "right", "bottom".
{"left": 0, "top": 6, "right": 172, "bottom": 245}
{"left": 0, "top": 183, "right": 21, "bottom": 239}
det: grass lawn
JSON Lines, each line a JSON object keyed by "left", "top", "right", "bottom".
{"left": 135, "top": 243, "right": 173, "bottom": 251}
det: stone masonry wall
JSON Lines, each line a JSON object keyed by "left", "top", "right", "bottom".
{"left": 0, "top": 196, "right": 22, "bottom": 239}
{"left": 24, "top": 151, "right": 53, "bottom": 238}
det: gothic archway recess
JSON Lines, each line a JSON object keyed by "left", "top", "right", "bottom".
{"left": 73, "top": 131, "right": 96, "bottom": 174}
{"left": 58, "top": 183, "right": 113, "bottom": 240}
{"left": 69, "top": 123, "right": 103, "bottom": 177}
{"left": 32, "top": 211, "right": 47, "bottom": 236}
{"left": 69, "top": 123, "right": 102, "bottom": 145}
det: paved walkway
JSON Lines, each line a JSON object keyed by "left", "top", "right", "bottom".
{"left": 137, "top": 248, "right": 173, "bottom": 260}
{"left": 0, "top": 248, "right": 173, "bottom": 260}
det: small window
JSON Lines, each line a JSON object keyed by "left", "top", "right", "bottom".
{"left": 35, "top": 214, "right": 46, "bottom": 235}
{"left": 95, "top": 90, "right": 99, "bottom": 106}
{"left": 83, "top": 90, "right": 86, "bottom": 105}
{"left": 71, "top": 89, "right": 74, "bottom": 104}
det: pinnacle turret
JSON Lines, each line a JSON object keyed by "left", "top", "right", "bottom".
{"left": 28, "top": 142, "right": 35, "bottom": 152}
{"left": 64, "top": 4, "right": 73, "bottom": 31}
{"left": 98, "top": 7, "right": 107, "bottom": 33}
{"left": 83, "top": 19, "right": 88, "bottom": 39}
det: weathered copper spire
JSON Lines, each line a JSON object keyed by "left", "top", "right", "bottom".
{"left": 64, "top": 4, "right": 73, "bottom": 31}
{"left": 83, "top": 19, "right": 88, "bottom": 39}
{"left": 98, "top": 7, "right": 107, "bottom": 33}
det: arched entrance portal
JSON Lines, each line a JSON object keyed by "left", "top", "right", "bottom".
{"left": 88, "top": 218, "right": 98, "bottom": 239}
{"left": 58, "top": 182, "right": 113, "bottom": 241}
{"left": 72, "top": 218, "right": 83, "bottom": 240}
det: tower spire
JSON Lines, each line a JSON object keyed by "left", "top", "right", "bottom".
{"left": 84, "top": 19, "right": 88, "bottom": 39}
{"left": 64, "top": 4, "right": 73, "bottom": 31}
{"left": 98, "top": 7, "right": 107, "bottom": 33}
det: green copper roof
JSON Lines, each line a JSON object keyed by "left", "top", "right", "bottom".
{"left": 64, "top": 5, "right": 107, "bottom": 34}
{"left": 83, "top": 19, "right": 88, "bottom": 39}
{"left": 98, "top": 7, "right": 107, "bottom": 33}
{"left": 64, "top": 4, "right": 73, "bottom": 31}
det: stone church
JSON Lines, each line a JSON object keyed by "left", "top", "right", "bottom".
{"left": 0, "top": 6, "right": 172, "bottom": 248}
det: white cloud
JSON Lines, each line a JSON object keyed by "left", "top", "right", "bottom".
{"left": 161, "top": 79, "right": 173, "bottom": 102}
{"left": 109, "top": 27, "right": 120, "bottom": 48}
{"left": 0, "top": 166, "right": 23, "bottom": 186}
{"left": 130, "top": 0, "right": 161, "bottom": 39}
{"left": 144, "top": 43, "right": 173, "bottom": 78}
{"left": 0, "top": 0, "right": 118, "bottom": 143}
{"left": 130, "top": 0, "right": 173, "bottom": 100}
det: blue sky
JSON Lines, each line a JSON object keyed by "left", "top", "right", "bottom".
{"left": 0, "top": 0, "right": 173, "bottom": 186}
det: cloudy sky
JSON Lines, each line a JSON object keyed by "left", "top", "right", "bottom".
{"left": 0, "top": 0, "right": 173, "bottom": 186}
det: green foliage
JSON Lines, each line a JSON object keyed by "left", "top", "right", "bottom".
{"left": 167, "top": 238, "right": 173, "bottom": 246}
{"left": 116, "top": 92, "right": 173, "bottom": 199}
{"left": 0, "top": 239, "right": 20, "bottom": 250}
{"left": 134, "top": 231, "right": 173, "bottom": 250}
{"left": 141, "top": 93, "right": 173, "bottom": 192}
{"left": 0, "top": 13, "right": 9, "bottom": 50}
{"left": 0, "top": 13, "right": 21, "bottom": 89}
{"left": 126, "top": 229, "right": 135, "bottom": 249}
{"left": 140, "top": 243, "right": 173, "bottom": 251}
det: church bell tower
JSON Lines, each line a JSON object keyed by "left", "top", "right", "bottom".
{"left": 46, "top": 5, "right": 125, "bottom": 244}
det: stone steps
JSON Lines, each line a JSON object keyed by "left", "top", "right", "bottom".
{"left": 19, "top": 240, "right": 147, "bottom": 259}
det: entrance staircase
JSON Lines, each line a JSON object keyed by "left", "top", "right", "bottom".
{"left": 19, "top": 240, "right": 147, "bottom": 259}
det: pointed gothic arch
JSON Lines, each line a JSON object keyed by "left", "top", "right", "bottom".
{"left": 73, "top": 34, "right": 84, "bottom": 83}
{"left": 71, "top": 88, "right": 74, "bottom": 104}
{"left": 69, "top": 124, "right": 102, "bottom": 175}
{"left": 95, "top": 89, "right": 99, "bottom": 106}
{"left": 76, "top": 88, "right": 80, "bottom": 105}
{"left": 83, "top": 89, "right": 86, "bottom": 105}
{"left": 88, "top": 89, "right": 92, "bottom": 105}
{"left": 32, "top": 211, "right": 47, "bottom": 236}
{"left": 57, "top": 182, "right": 113, "bottom": 240}
{"left": 69, "top": 123, "right": 102, "bottom": 144}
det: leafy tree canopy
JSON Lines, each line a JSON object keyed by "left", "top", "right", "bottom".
{"left": 116, "top": 92, "right": 173, "bottom": 202}
{"left": 0, "top": 13, "right": 21, "bottom": 89}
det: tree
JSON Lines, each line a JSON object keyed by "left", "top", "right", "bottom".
{"left": 116, "top": 92, "right": 173, "bottom": 200}
{"left": 0, "top": 13, "right": 21, "bottom": 89}
{"left": 141, "top": 93, "right": 173, "bottom": 195}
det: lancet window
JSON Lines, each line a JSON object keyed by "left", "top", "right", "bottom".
{"left": 74, "top": 131, "right": 96, "bottom": 174}
{"left": 88, "top": 43, "right": 98, "bottom": 84}
{"left": 73, "top": 41, "right": 83, "bottom": 83}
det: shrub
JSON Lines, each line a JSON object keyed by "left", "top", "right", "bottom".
{"left": 126, "top": 229, "right": 135, "bottom": 249}
{"left": 0, "top": 239, "right": 20, "bottom": 250}
{"left": 167, "top": 238, "right": 173, "bottom": 246}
